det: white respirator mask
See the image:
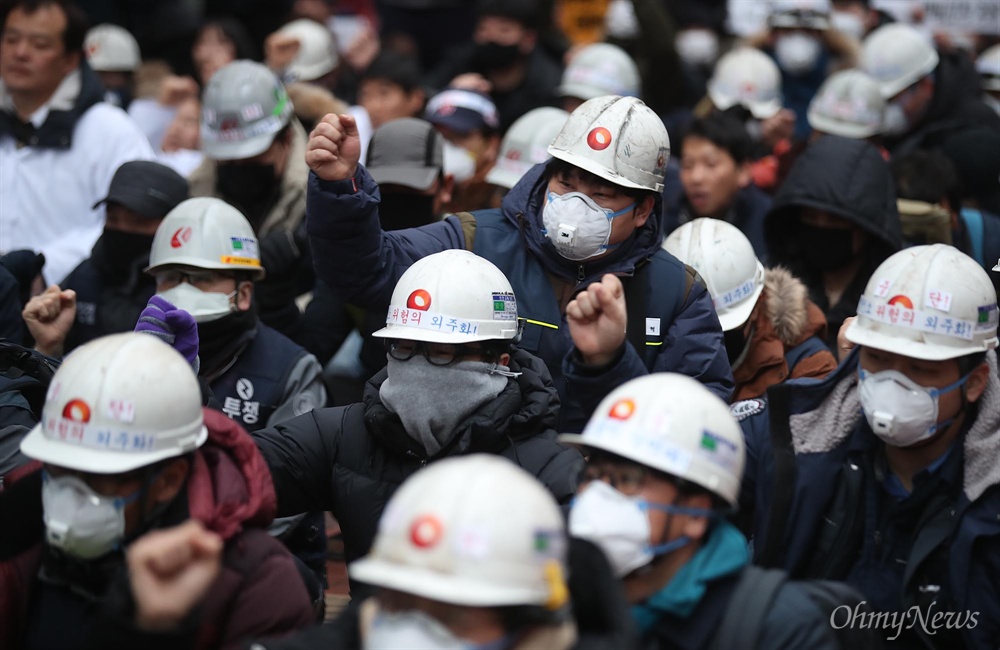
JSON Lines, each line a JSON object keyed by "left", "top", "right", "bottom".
{"left": 157, "top": 282, "right": 237, "bottom": 323}
{"left": 541, "top": 191, "right": 635, "bottom": 261}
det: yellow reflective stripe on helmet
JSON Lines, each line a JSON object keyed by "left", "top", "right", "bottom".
{"left": 220, "top": 255, "right": 262, "bottom": 266}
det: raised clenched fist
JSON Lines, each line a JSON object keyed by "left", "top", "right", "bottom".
{"left": 306, "top": 113, "right": 362, "bottom": 182}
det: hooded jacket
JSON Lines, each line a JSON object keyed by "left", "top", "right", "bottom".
{"left": 305, "top": 162, "right": 733, "bottom": 431}
{"left": 739, "top": 352, "right": 1000, "bottom": 650}
{"left": 764, "top": 137, "right": 902, "bottom": 349}
{"left": 252, "top": 348, "right": 582, "bottom": 573}
{"left": 0, "top": 409, "right": 314, "bottom": 650}
{"left": 189, "top": 120, "right": 313, "bottom": 337}
{"left": 886, "top": 51, "right": 1000, "bottom": 158}
{"left": 731, "top": 266, "right": 837, "bottom": 401}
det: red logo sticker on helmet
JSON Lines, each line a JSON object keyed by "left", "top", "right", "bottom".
{"left": 888, "top": 295, "right": 914, "bottom": 309}
{"left": 62, "top": 399, "right": 91, "bottom": 423}
{"left": 407, "top": 289, "right": 432, "bottom": 311}
{"left": 410, "top": 515, "right": 443, "bottom": 548}
{"left": 586, "top": 127, "right": 612, "bottom": 151}
{"left": 608, "top": 399, "right": 635, "bottom": 420}
{"left": 170, "top": 226, "right": 193, "bottom": 249}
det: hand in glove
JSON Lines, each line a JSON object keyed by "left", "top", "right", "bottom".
{"left": 135, "top": 296, "right": 200, "bottom": 373}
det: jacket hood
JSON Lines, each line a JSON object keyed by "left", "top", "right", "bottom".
{"left": 187, "top": 408, "right": 277, "bottom": 541}
{"left": 361, "top": 347, "right": 561, "bottom": 460}
{"left": 500, "top": 162, "right": 667, "bottom": 282}
{"left": 0, "top": 60, "right": 104, "bottom": 149}
{"left": 763, "top": 266, "right": 824, "bottom": 347}
{"left": 786, "top": 350, "right": 1000, "bottom": 503}
{"left": 765, "top": 136, "right": 902, "bottom": 265}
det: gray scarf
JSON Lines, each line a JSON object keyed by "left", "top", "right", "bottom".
{"left": 380, "top": 357, "right": 512, "bottom": 457}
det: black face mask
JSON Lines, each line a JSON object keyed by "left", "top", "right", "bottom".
{"left": 724, "top": 325, "right": 753, "bottom": 368}
{"left": 216, "top": 163, "right": 281, "bottom": 229}
{"left": 92, "top": 228, "right": 155, "bottom": 280}
{"left": 378, "top": 192, "right": 437, "bottom": 231}
{"left": 798, "top": 223, "right": 857, "bottom": 272}
{"left": 197, "top": 308, "right": 257, "bottom": 378}
{"left": 472, "top": 41, "right": 523, "bottom": 72}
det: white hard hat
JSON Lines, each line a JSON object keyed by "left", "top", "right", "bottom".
{"left": 485, "top": 107, "right": 569, "bottom": 190}
{"left": 846, "top": 245, "right": 999, "bottom": 361}
{"left": 350, "top": 454, "right": 569, "bottom": 610}
{"left": 201, "top": 60, "right": 294, "bottom": 160}
{"left": 277, "top": 19, "right": 340, "bottom": 82}
{"left": 560, "top": 374, "right": 745, "bottom": 507}
{"left": 548, "top": 95, "right": 669, "bottom": 193}
{"left": 861, "top": 23, "right": 940, "bottom": 99}
{"left": 372, "top": 250, "right": 520, "bottom": 344}
{"left": 977, "top": 44, "right": 1000, "bottom": 92}
{"left": 769, "top": 0, "right": 831, "bottom": 30}
{"left": 20, "top": 333, "right": 207, "bottom": 474}
{"left": 146, "top": 197, "right": 266, "bottom": 279}
{"left": 557, "top": 43, "right": 641, "bottom": 101}
{"left": 84, "top": 24, "right": 141, "bottom": 72}
{"left": 807, "top": 69, "right": 886, "bottom": 139}
{"left": 707, "top": 47, "right": 783, "bottom": 120}
{"left": 663, "top": 219, "right": 765, "bottom": 331}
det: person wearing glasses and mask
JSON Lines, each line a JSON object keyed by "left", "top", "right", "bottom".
{"left": 248, "top": 249, "right": 581, "bottom": 596}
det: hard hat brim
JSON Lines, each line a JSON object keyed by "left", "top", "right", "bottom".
{"left": 844, "top": 319, "right": 989, "bottom": 361}
{"left": 547, "top": 146, "right": 659, "bottom": 192}
{"left": 350, "top": 555, "right": 548, "bottom": 607}
{"left": 202, "top": 132, "right": 276, "bottom": 161}
{"left": 707, "top": 87, "right": 782, "bottom": 121}
{"left": 717, "top": 281, "right": 764, "bottom": 331}
{"left": 19, "top": 422, "right": 209, "bottom": 474}
{"left": 556, "top": 82, "right": 604, "bottom": 102}
{"left": 371, "top": 322, "right": 514, "bottom": 344}
{"left": 807, "top": 109, "right": 880, "bottom": 140}
{"left": 144, "top": 259, "right": 267, "bottom": 280}
{"left": 287, "top": 59, "right": 337, "bottom": 83}
{"left": 484, "top": 165, "right": 524, "bottom": 190}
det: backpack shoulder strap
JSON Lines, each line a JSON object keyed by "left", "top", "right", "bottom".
{"left": 784, "top": 336, "right": 828, "bottom": 375}
{"left": 624, "top": 261, "right": 650, "bottom": 355}
{"left": 709, "top": 566, "right": 788, "bottom": 650}
{"left": 453, "top": 211, "right": 478, "bottom": 252}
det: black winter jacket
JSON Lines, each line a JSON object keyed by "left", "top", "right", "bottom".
{"left": 252, "top": 349, "right": 583, "bottom": 568}
{"left": 764, "top": 137, "right": 903, "bottom": 348}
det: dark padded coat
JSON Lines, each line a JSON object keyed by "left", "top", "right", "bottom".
{"left": 764, "top": 137, "right": 903, "bottom": 349}
{"left": 252, "top": 348, "right": 583, "bottom": 569}
{"left": 305, "top": 162, "right": 733, "bottom": 431}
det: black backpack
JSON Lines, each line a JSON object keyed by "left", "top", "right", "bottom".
{"left": 709, "top": 565, "right": 882, "bottom": 650}
{"left": 0, "top": 339, "right": 58, "bottom": 432}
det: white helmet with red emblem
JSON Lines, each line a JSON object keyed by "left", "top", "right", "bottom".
{"left": 372, "top": 250, "right": 520, "bottom": 344}
{"left": 349, "top": 454, "right": 569, "bottom": 609}
{"left": 547, "top": 95, "right": 670, "bottom": 193}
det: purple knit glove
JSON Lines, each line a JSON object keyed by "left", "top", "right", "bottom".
{"left": 135, "top": 296, "right": 200, "bottom": 373}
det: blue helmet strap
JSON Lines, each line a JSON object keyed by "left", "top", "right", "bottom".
{"left": 641, "top": 501, "right": 715, "bottom": 558}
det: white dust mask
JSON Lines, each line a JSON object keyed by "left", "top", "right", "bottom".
{"left": 775, "top": 32, "right": 822, "bottom": 75}
{"left": 42, "top": 472, "right": 139, "bottom": 560}
{"left": 541, "top": 191, "right": 635, "bottom": 261}
{"left": 365, "top": 610, "right": 474, "bottom": 650}
{"left": 858, "top": 368, "right": 969, "bottom": 447}
{"left": 569, "top": 480, "right": 710, "bottom": 577}
{"left": 676, "top": 29, "right": 720, "bottom": 68}
{"left": 157, "top": 282, "right": 237, "bottom": 323}
{"left": 830, "top": 11, "right": 865, "bottom": 40}
{"left": 882, "top": 101, "right": 911, "bottom": 136}
{"left": 443, "top": 140, "right": 477, "bottom": 183}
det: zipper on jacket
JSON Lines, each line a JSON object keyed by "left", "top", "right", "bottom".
{"left": 577, "top": 264, "right": 585, "bottom": 283}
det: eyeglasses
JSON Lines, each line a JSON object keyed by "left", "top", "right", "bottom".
{"left": 578, "top": 461, "right": 649, "bottom": 496}
{"left": 154, "top": 269, "right": 235, "bottom": 289}
{"left": 385, "top": 339, "right": 491, "bottom": 366}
